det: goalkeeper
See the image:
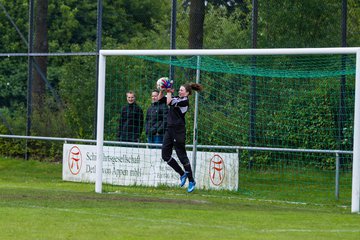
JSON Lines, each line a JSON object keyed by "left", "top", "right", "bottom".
{"left": 159, "top": 80, "right": 203, "bottom": 193}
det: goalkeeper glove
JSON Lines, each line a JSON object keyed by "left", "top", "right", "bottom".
{"left": 163, "top": 79, "right": 173, "bottom": 89}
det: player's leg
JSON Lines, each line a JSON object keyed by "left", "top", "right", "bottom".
{"left": 161, "top": 128, "right": 184, "bottom": 176}
{"left": 173, "top": 127, "right": 195, "bottom": 184}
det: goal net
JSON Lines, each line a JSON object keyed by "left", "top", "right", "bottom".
{"left": 91, "top": 48, "right": 359, "bottom": 212}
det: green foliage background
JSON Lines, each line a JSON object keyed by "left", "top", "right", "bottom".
{"left": 0, "top": 0, "right": 360, "bottom": 161}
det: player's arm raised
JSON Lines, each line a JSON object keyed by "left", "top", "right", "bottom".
{"left": 166, "top": 90, "right": 173, "bottom": 105}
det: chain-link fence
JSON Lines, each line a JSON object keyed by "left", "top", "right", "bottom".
{"left": 1, "top": 0, "right": 360, "bottom": 161}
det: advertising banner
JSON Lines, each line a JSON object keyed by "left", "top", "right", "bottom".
{"left": 63, "top": 144, "right": 238, "bottom": 191}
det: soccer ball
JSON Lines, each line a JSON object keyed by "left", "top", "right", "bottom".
{"left": 156, "top": 77, "right": 172, "bottom": 90}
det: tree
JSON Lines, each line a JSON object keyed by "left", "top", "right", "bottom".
{"left": 0, "top": 0, "right": 28, "bottom": 108}
{"left": 187, "top": 0, "right": 249, "bottom": 49}
{"left": 32, "top": 0, "right": 48, "bottom": 113}
{"left": 257, "top": 0, "right": 341, "bottom": 48}
{"left": 188, "top": 0, "right": 205, "bottom": 49}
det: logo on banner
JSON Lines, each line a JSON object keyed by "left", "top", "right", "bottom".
{"left": 209, "top": 154, "right": 225, "bottom": 186}
{"left": 68, "top": 146, "right": 82, "bottom": 175}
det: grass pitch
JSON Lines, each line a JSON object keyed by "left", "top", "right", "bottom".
{"left": 0, "top": 157, "right": 359, "bottom": 240}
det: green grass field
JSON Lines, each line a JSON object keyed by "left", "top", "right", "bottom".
{"left": 0, "top": 157, "right": 359, "bottom": 240}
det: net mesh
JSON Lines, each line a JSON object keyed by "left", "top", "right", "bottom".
{"left": 138, "top": 54, "right": 356, "bottom": 78}
{"left": 101, "top": 54, "right": 354, "bottom": 206}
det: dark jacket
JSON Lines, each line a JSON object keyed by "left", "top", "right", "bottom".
{"left": 118, "top": 103, "right": 144, "bottom": 142}
{"left": 145, "top": 97, "right": 168, "bottom": 137}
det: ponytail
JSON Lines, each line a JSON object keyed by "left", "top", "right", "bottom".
{"left": 183, "top": 83, "right": 203, "bottom": 95}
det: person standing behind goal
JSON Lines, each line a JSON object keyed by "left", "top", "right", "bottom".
{"left": 159, "top": 82, "right": 203, "bottom": 193}
{"left": 145, "top": 89, "right": 168, "bottom": 147}
{"left": 118, "top": 91, "right": 144, "bottom": 143}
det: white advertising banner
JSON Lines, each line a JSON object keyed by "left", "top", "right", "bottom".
{"left": 62, "top": 144, "right": 238, "bottom": 191}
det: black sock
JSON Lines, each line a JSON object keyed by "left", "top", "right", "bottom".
{"left": 183, "top": 163, "right": 194, "bottom": 182}
{"left": 167, "top": 158, "right": 184, "bottom": 176}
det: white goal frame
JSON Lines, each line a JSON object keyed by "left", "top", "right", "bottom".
{"left": 96, "top": 48, "right": 360, "bottom": 213}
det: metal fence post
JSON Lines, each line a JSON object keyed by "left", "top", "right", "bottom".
{"left": 335, "top": 152, "right": 340, "bottom": 200}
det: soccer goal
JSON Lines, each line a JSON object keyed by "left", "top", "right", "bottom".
{"left": 92, "top": 48, "right": 360, "bottom": 213}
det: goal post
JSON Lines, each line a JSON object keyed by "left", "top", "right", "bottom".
{"left": 352, "top": 50, "right": 360, "bottom": 213}
{"left": 96, "top": 48, "right": 360, "bottom": 213}
{"left": 95, "top": 53, "right": 106, "bottom": 194}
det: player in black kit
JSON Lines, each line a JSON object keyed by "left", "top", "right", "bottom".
{"left": 159, "top": 82, "right": 203, "bottom": 193}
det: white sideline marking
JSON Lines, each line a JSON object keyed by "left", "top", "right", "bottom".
{"left": 111, "top": 191, "right": 352, "bottom": 210}
{"left": 23, "top": 204, "right": 243, "bottom": 231}
{"left": 183, "top": 193, "right": 350, "bottom": 209}
{"left": 2, "top": 203, "right": 359, "bottom": 233}
{"left": 261, "top": 229, "right": 360, "bottom": 233}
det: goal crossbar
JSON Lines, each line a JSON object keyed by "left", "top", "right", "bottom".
{"left": 96, "top": 47, "right": 360, "bottom": 213}
{"left": 100, "top": 47, "right": 360, "bottom": 56}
